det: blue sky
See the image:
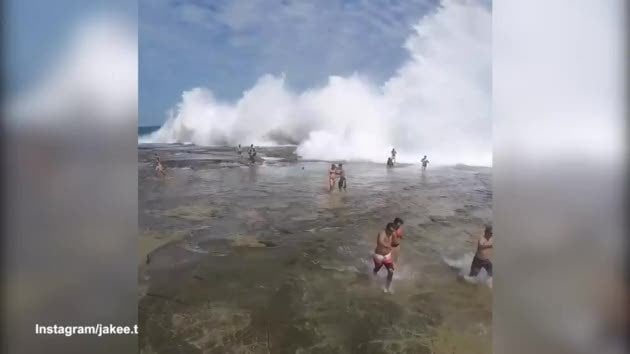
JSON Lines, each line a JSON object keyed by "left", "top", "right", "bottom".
{"left": 139, "top": 0, "right": 445, "bottom": 126}
{"left": 6, "top": 0, "right": 135, "bottom": 95}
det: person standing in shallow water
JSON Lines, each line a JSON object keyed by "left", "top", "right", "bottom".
{"left": 373, "top": 222, "right": 396, "bottom": 293}
{"left": 421, "top": 155, "right": 429, "bottom": 170}
{"left": 465, "top": 224, "right": 493, "bottom": 286}
{"left": 248, "top": 144, "right": 257, "bottom": 164}
{"left": 391, "top": 148, "right": 397, "bottom": 163}
{"left": 154, "top": 154, "right": 166, "bottom": 177}
{"left": 336, "top": 163, "right": 347, "bottom": 191}
{"left": 237, "top": 144, "right": 243, "bottom": 156}
{"left": 328, "top": 164, "right": 337, "bottom": 192}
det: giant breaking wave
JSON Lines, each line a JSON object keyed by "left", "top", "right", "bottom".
{"left": 140, "top": 0, "right": 491, "bottom": 166}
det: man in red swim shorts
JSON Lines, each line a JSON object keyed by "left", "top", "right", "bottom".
{"left": 373, "top": 222, "right": 396, "bottom": 293}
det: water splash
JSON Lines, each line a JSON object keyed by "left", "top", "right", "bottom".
{"left": 141, "top": 0, "right": 491, "bottom": 166}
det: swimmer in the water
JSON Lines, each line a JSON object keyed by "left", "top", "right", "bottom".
{"left": 391, "top": 217, "right": 404, "bottom": 263}
{"left": 336, "top": 163, "right": 347, "bottom": 191}
{"left": 421, "top": 155, "right": 429, "bottom": 170}
{"left": 465, "top": 224, "right": 493, "bottom": 285}
{"left": 154, "top": 155, "right": 166, "bottom": 177}
{"left": 373, "top": 222, "right": 396, "bottom": 293}
{"left": 387, "top": 157, "right": 394, "bottom": 167}
{"left": 328, "top": 164, "right": 337, "bottom": 191}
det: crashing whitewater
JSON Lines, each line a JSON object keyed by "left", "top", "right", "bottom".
{"left": 140, "top": 0, "right": 491, "bottom": 166}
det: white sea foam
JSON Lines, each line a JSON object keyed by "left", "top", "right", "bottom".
{"left": 141, "top": 0, "right": 491, "bottom": 166}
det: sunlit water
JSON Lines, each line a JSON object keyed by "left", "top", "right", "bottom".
{"left": 139, "top": 145, "right": 492, "bottom": 353}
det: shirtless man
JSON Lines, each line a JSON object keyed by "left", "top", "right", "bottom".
{"left": 237, "top": 144, "right": 243, "bottom": 156}
{"left": 391, "top": 217, "right": 404, "bottom": 262}
{"left": 373, "top": 222, "right": 396, "bottom": 293}
{"left": 328, "top": 164, "right": 337, "bottom": 191}
{"left": 421, "top": 155, "right": 429, "bottom": 170}
{"left": 336, "top": 163, "right": 347, "bottom": 191}
{"left": 467, "top": 224, "right": 493, "bottom": 283}
{"left": 391, "top": 148, "right": 397, "bottom": 163}
{"left": 154, "top": 155, "right": 166, "bottom": 177}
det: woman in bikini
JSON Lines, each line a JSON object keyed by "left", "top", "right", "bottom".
{"left": 328, "top": 164, "right": 337, "bottom": 192}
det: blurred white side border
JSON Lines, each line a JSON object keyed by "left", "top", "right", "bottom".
{"left": 494, "top": 1, "right": 627, "bottom": 354}
{"left": 2, "top": 13, "right": 138, "bottom": 354}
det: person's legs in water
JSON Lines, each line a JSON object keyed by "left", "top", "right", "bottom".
{"left": 372, "top": 254, "right": 384, "bottom": 285}
{"left": 373, "top": 262, "right": 383, "bottom": 275}
{"left": 338, "top": 177, "right": 346, "bottom": 191}
{"left": 156, "top": 163, "right": 166, "bottom": 177}
{"left": 385, "top": 263, "right": 394, "bottom": 292}
{"left": 483, "top": 261, "right": 493, "bottom": 287}
{"left": 466, "top": 256, "right": 492, "bottom": 285}
{"left": 373, "top": 254, "right": 395, "bottom": 292}
{"left": 482, "top": 260, "right": 493, "bottom": 277}
{"left": 468, "top": 256, "right": 483, "bottom": 277}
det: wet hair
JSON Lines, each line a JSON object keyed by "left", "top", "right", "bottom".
{"left": 485, "top": 223, "right": 493, "bottom": 235}
{"left": 393, "top": 217, "right": 403, "bottom": 225}
{"left": 331, "top": 164, "right": 336, "bottom": 168}
{"left": 339, "top": 163, "right": 343, "bottom": 167}
{"left": 386, "top": 222, "right": 395, "bottom": 232}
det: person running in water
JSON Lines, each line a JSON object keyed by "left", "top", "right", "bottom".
{"left": 466, "top": 224, "right": 493, "bottom": 285}
{"left": 328, "top": 164, "right": 337, "bottom": 191}
{"left": 421, "top": 155, "right": 429, "bottom": 170}
{"left": 154, "top": 154, "right": 166, "bottom": 177}
{"left": 391, "top": 148, "right": 397, "bottom": 163}
{"left": 248, "top": 144, "right": 257, "bottom": 164}
{"left": 336, "top": 163, "right": 347, "bottom": 191}
{"left": 391, "top": 217, "right": 404, "bottom": 263}
{"left": 373, "top": 222, "right": 396, "bottom": 293}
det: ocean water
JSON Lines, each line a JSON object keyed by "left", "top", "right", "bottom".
{"left": 138, "top": 144, "right": 492, "bottom": 353}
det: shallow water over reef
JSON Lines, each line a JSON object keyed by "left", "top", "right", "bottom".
{"left": 139, "top": 145, "right": 492, "bottom": 354}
